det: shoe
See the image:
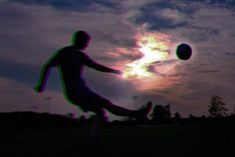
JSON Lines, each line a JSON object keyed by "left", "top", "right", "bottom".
{"left": 135, "top": 101, "right": 152, "bottom": 121}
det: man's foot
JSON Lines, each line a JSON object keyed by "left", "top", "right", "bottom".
{"left": 135, "top": 101, "right": 152, "bottom": 121}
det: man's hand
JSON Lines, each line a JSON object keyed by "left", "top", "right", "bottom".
{"left": 34, "top": 85, "right": 44, "bottom": 93}
{"left": 114, "top": 70, "right": 123, "bottom": 75}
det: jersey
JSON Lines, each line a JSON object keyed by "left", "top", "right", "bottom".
{"left": 47, "top": 46, "right": 115, "bottom": 95}
{"left": 48, "top": 46, "right": 93, "bottom": 92}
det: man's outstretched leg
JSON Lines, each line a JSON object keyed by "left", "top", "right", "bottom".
{"left": 101, "top": 100, "right": 153, "bottom": 120}
{"left": 88, "top": 101, "right": 152, "bottom": 146}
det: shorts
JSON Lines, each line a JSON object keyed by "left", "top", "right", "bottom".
{"left": 64, "top": 85, "right": 109, "bottom": 114}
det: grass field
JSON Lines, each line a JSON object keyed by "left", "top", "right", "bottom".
{"left": 0, "top": 122, "right": 234, "bottom": 157}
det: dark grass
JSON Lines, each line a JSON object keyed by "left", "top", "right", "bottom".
{"left": 0, "top": 121, "right": 234, "bottom": 157}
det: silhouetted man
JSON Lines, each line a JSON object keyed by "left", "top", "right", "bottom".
{"left": 35, "top": 30, "right": 152, "bottom": 121}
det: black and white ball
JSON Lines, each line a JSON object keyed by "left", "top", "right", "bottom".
{"left": 176, "top": 43, "right": 192, "bottom": 60}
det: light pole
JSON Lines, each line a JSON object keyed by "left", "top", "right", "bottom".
{"left": 233, "top": 104, "right": 235, "bottom": 115}
{"left": 132, "top": 95, "right": 138, "bottom": 108}
{"left": 43, "top": 96, "right": 52, "bottom": 113}
{"left": 30, "top": 104, "right": 38, "bottom": 112}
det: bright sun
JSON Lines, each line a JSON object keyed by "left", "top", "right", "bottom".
{"left": 123, "top": 32, "right": 170, "bottom": 79}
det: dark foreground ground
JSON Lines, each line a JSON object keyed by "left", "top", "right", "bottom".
{"left": 0, "top": 121, "right": 234, "bottom": 157}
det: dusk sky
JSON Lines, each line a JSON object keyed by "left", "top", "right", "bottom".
{"left": 0, "top": 0, "right": 235, "bottom": 120}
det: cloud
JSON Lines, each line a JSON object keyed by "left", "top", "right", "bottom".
{"left": 0, "top": 1, "right": 140, "bottom": 66}
{"left": 120, "top": 0, "right": 159, "bottom": 9}
{"left": 0, "top": 57, "right": 63, "bottom": 93}
{"left": 0, "top": 2, "right": 69, "bottom": 65}
{"left": 0, "top": 77, "right": 80, "bottom": 116}
{"left": 153, "top": 8, "right": 186, "bottom": 25}
{"left": 0, "top": 58, "right": 39, "bottom": 85}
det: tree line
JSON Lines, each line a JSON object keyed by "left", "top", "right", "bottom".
{"left": 0, "top": 95, "right": 234, "bottom": 129}
{"left": 151, "top": 94, "right": 232, "bottom": 120}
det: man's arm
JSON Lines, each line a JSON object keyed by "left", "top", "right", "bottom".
{"left": 34, "top": 63, "right": 52, "bottom": 93}
{"left": 83, "top": 53, "right": 122, "bottom": 74}
{"left": 34, "top": 50, "right": 63, "bottom": 93}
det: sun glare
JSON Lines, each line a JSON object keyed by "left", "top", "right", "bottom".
{"left": 123, "top": 32, "right": 170, "bottom": 79}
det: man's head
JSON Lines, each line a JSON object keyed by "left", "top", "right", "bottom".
{"left": 72, "top": 31, "right": 91, "bottom": 50}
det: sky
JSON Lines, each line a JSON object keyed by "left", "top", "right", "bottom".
{"left": 0, "top": 0, "right": 235, "bottom": 120}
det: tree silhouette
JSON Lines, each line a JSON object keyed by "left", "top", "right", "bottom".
{"left": 150, "top": 105, "right": 165, "bottom": 121}
{"left": 208, "top": 95, "right": 228, "bottom": 118}
{"left": 164, "top": 104, "right": 171, "bottom": 119}
{"left": 150, "top": 104, "right": 172, "bottom": 122}
{"left": 174, "top": 112, "right": 181, "bottom": 119}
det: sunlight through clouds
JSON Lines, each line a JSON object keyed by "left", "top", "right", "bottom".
{"left": 0, "top": 0, "right": 235, "bottom": 117}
